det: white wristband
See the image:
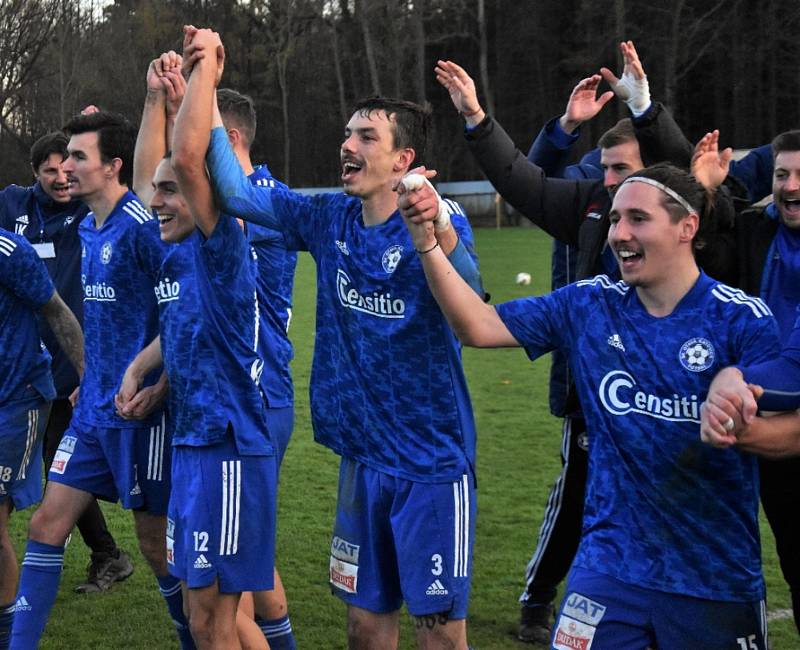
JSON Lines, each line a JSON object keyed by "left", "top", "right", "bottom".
{"left": 400, "top": 173, "right": 451, "bottom": 232}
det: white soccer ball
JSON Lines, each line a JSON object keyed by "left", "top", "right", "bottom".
{"left": 516, "top": 272, "right": 531, "bottom": 286}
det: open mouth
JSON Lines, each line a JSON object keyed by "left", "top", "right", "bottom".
{"left": 341, "top": 160, "right": 362, "bottom": 182}
{"left": 158, "top": 214, "right": 175, "bottom": 227}
{"left": 616, "top": 248, "right": 642, "bottom": 269}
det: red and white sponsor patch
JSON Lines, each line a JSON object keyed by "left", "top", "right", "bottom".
{"left": 50, "top": 450, "right": 73, "bottom": 475}
{"left": 553, "top": 615, "right": 596, "bottom": 650}
{"left": 329, "top": 556, "right": 358, "bottom": 594}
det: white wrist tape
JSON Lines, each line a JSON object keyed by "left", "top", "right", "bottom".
{"left": 400, "top": 173, "right": 451, "bottom": 232}
{"left": 612, "top": 72, "right": 650, "bottom": 117}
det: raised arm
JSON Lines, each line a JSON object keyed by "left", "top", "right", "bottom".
{"left": 398, "top": 186, "right": 515, "bottom": 347}
{"left": 172, "top": 28, "right": 223, "bottom": 238}
{"left": 435, "top": 60, "right": 603, "bottom": 246}
{"left": 133, "top": 51, "right": 184, "bottom": 208}
{"left": 40, "top": 291, "right": 83, "bottom": 378}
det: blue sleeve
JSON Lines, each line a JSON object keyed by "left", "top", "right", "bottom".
{"left": 207, "top": 127, "right": 318, "bottom": 251}
{"left": 134, "top": 220, "right": 170, "bottom": 282}
{"left": 495, "top": 285, "right": 571, "bottom": 359}
{"left": 741, "top": 317, "right": 800, "bottom": 411}
{"left": 729, "top": 145, "right": 773, "bottom": 204}
{"left": 446, "top": 200, "right": 484, "bottom": 297}
{"left": 199, "top": 214, "right": 249, "bottom": 284}
{"left": 447, "top": 238, "right": 483, "bottom": 297}
{"left": 0, "top": 234, "right": 54, "bottom": 308}
{"left": 207, "top": 127, "right": 282, "bottom": 230}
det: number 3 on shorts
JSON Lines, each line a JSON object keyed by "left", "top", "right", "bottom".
{"left": 431, "top": 553, "right": 442, "bottom": 576}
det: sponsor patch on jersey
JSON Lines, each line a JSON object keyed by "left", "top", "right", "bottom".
{"left": 381, "top": 244, "right": 403, "bottom": 274}
{"left": 598, "top": 370, "right": 700, "bottom": 423}
{"left": 331, "top": 536, "right": 360, "bottom": 564}
{"left": 336, "top": 269, "right": 406, "bottom": 319}
{"left": 329, "top": 556, "right": 358, "bottom": 594}
{"left": 101, "top": 241, "right": 113, "bottom": 264}
{"left": 679, "top": 337, "right": 715, "bottom": 373}
{"left": 50, "top": 435, "right": 78, "bottom": 475}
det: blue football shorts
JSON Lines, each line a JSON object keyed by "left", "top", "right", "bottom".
{"left": 0, "top": 395, "right": 49, "bottom": 510}
{"left": 47, "top": 413, "right": 171, "bottom": 514}
{"left": 167, "top": 430, "right": 277, "bottom": 593}
{"left": 552, "top": 566, "right": 767, "bottom": 650}
{"left": 329, "top": 456, "right": 476, "bottom": 619}
{"left": 265, "top": 405, "right": 293, "bottom": 474}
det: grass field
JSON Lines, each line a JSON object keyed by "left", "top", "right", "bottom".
{"left": 9, "top": 227, "right": 799, "bottom": 648}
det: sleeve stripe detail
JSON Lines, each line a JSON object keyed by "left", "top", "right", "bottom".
{"left": 255, "top": 179, "right": 276, "bottom": 188}
{"left": 712, "top": 284, "right": 772, "bottom": 318}
{"left": 122, "top": 201, "right": 154, "bottom": 224}
{"left": 0, "top": 236, "right": 17, "bottom": 257}
{"left": 443, "top": 198, "right": 465, "bottom": 217}
{"left": 576, "top": 274, "right": 629, "bottom": 295}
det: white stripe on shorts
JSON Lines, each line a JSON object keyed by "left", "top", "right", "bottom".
{"left": 220, "top": 460, "right": 242, "bottom": 556}
{"left": 147, "top": 414, "right": 165, "bottom": 481}
{"left": 17, "top": 409, "right": 38, "bottom": 480}
{"left": 452, "top": 474, "right": 470, "bottom": 578}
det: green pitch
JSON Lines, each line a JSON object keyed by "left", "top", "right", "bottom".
{"left": 9, "top": 227, "right": 796, "bottom": 648}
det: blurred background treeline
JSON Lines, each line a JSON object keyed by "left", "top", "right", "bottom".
{"left": 2, "top": 0, "right": 799, "bottom": 188}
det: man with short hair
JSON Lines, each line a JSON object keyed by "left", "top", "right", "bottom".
{"left": 9, "top": 111, "right": 178, "bottom": 649}
{"left": 692, "top": 129, "right": 800, "bottom": 631}
{"left": 186, "top": 25, "right": 482, "bottom": 649}
{"left": 400, "top": 162, "right": 779, "bottom": 649}
{"left": 0, "top": 133, "right": 132, "bottom": 594}
{"left": 216, "top": 86, "right": 298, "bottom": 650}
{"left": 436, "top": 45, "right": 731, "bottom": 643}
{"left": 0, "top": 230, "right": 84, "bottom": 649}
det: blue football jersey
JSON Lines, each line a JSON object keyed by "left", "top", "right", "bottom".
{"left": 158, "top": 215, "right": 271, "bottom": 455}
{"left": 207, "top": 127, "right": 478, "bottom": 482}
{"left": 74, "top": 192, "right": 168, "bottom": 428}
{"left": 0, "top": 232, "right": 56, "bottom": 405}
{"left": 497, "top": 273, "right": 780, "bottom": 602}
{"left": 245, "top": 165, "right": 297, "bottom": 408}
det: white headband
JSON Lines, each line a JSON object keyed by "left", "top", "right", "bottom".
{"left": 620, "top": 176, "right": 698, "bottom": 215}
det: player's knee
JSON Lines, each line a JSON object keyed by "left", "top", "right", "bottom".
{"left": 28, "top": 503, "right": 71, "bottom": 545}
{"left": 136, "top": 532, "right": 166, "bottom": 573}
{"left": 347, "top": 611, "right": 396, "bottom": 650}
{"left": 412, "top": 612, "right": 466, "bottom": 649}
{"left": 188, "top": 600, "right": 235, "bottom": 646}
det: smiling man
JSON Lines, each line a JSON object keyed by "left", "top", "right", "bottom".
{"left": 399, "top": 163, "right": 779, "bottom": 649}
{"left": 182, "top": 25, "right": 483, "bottom": 649}
{"left": 9, "top": 111, "right": 176, "bottom": 650}
{"left": 0, "top": 134, "right": 133, "bottom": 595}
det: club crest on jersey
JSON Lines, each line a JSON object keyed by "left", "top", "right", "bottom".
{"left": 598, "top": 370, "right": 700, "bottom": 423}
{"left": 381, "top": 244, "right": 403, "bottom": 274}
{"left": 336, "top": 269, "right": 406, "bottom": 319}
{"left": 100, "top": 241, "right": 113, "bottom": 264}
{"left": 679, "top": 337, "right": 715, "bottom": 372}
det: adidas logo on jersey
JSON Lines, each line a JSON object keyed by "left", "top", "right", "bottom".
{"left": 335, "top": 240, "right": 350, "bottom": 256}
{"left": 193, "top": 554, "right": 212, "bottom": 569}
{"left": 15, "top": 597, "right": 31, "bottom": 612}
{"left": 426, "top": 580, "right": 448, "bottom": 596}
{"left": 607, "top": 334, "right": 625, "bottom": 352}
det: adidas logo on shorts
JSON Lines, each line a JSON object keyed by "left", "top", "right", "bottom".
{"left": 193, "top": 554, "right": 212, "bottom": 569}
{"left": 15, "top": 597, "right": 31, "bottom": 612}
{"left": 426, "top": 580, "right": 448, "bottom": 596}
